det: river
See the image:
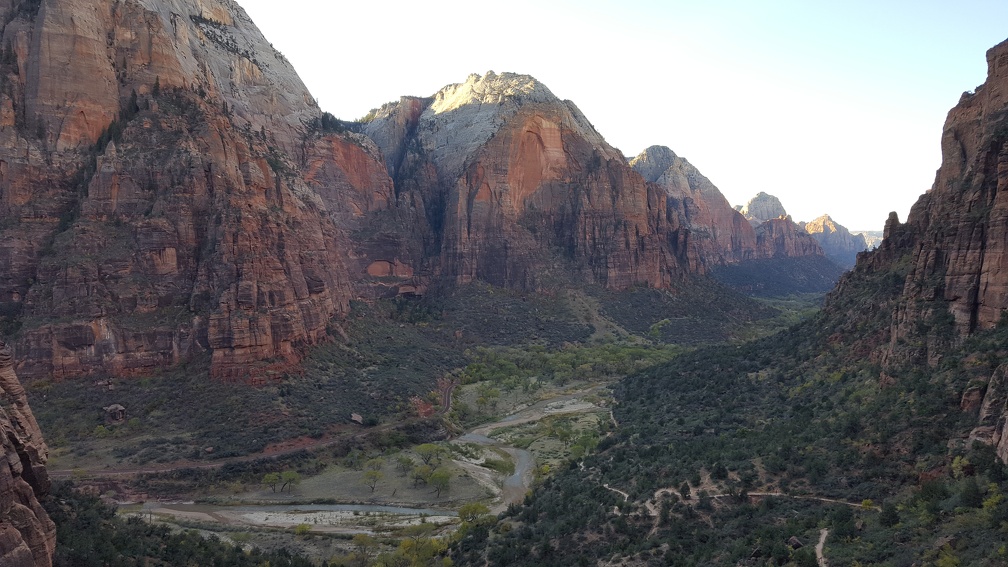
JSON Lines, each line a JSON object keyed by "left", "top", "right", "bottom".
{"left": 135, "top": 384, "right": 604, "bottom": 531}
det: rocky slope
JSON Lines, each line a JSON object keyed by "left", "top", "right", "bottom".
{"left": 630, "top": 146, "right": 759, "bottom": 264}
{"left": 801, "top": 214, "right": 868, "bottom": 268}
{"left": 853, "top": 230, "right": 884, "bottom": 249}
{"left": 735, "top": 191, "right": 827, "bottom": 259}
{"left": 0, "top": 342, "right": 54, "bottom": 567}
{"left": 830, "top": 38, "right": 1008, "bottom": 462}
{"left": 0, "top": 1, "right": 844, "bottom": 382}
{"left": 0, "top": 0, "right": 396, "bottom": 381}
{"left": 362, "top": 73, "right": 695, "bottom": 290}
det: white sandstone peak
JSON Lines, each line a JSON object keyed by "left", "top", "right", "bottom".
{"left": 430, "top": 71, "right": 557, "bottom": 115}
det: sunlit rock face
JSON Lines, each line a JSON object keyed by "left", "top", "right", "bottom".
{"left": 0, "top": 0, "right": 376, "bottom": 381}
{"left": 631, "top": 145, "right": 760, "bottom": 265}
{"left": 0, "top": 0, "right": 841, "bottom": 383}
{"left": 364, "top": 72, "right": 695, "bottom": 290}
{"left": 738, "top": 191, "right": 788, "bottom": 226}
{"left": 801, "top": 214, "right": 868, "bottom": 268}
{"left": 821, "top": 38, "right": 1008, "bottom": 462}
{"left": 883, "top": 38, "right": 1008, "bottom": 344}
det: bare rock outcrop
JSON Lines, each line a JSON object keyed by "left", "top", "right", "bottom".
{"left": 363, "top": 73, "right": 694, "bottom": 290}
{"left": 754, "top": 216, "right": 825, "bottom": 259}
{"left": 801, "top": 214, "right": 868, "bottom": 268}
{"left": 828, "top": 38, "right": 1008, "bottom": 462}
{"left": 880, "top": 38, "right": 1008, "bottom": 358}
{"left": 0, "top": 0, "right": 375, "bottom": 381}
{"left": 630, "top": 146, "right": 759, "bottom": 264}
{"left": 738, "top": 191, "right": 788, "bottom": 226}
{"left": 0, "top": 342, "right": 55, "bottom": 567}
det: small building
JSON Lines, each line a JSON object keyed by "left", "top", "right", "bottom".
{"left": 350, "top": 413, "right": 364, "bottom": 425}
{"left": 104, "top": 404, "right": 126, "bottom": 422}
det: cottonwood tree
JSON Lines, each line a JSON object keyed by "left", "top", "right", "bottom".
{"left": 412, "top": 464, "right": 433, "bottom": 487}
{"left": 263, "top": 472, "right": 280, "bottom": 493}
{"left": 430, "top": 469, "right": 451, "bottom": 497}
{"left": 280, "top": 470, "right": 301, "bottom": 493}
{"left": 416, "top": 443, "right": 445, "bottom": 465}
{"left": 458, "top": 502, "right": 490, "bottom": 523}
{"left": 396, "top": 455, "right": 415, "bottom": 476}
{"left": 351, "top": 533, "right": 378, "bottom": 567}
{"left": 364, "top": 470, "right": 383, "bottom": 493}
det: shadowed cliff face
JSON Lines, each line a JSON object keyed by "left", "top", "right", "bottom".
{"left": 0, "top": 342, "right": 55, "bottom": 567}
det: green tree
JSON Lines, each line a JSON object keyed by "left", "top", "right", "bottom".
{"left": 396, "top": 455, "right": 415, "bottom": 476}
{"left": 263, "top": 472, "right": 280, "bottom": 493}
{"left": 960, "top": 477, "right": 982, "bottom": 508}
{"left": 351, "top": 533, "right": 378, "bottom": 567}
{"left": 458, "top": 502, "right": 490, "bottom": 523}
{"left": 366, "top": 457, "right": 385, "bottom": 471}
{"left": 880, "top": 500, "right": 899, "bottom": 527}
{"left": 364, "top": 470, "right": 383, "bottom": 493}
{"left": 430, "top": 469, "right": 451, "bottom": 497}
{"left": 678, "top": 482, "right": 691, "bottom": 500}
{"left": 280, "top": 470, "right": 301, "bottom": 493}
{"left": 417, "top": 443, "right": 444, "bottom": 465}
{"left": 412, "top": 464, "right": 433, "bottom": 487}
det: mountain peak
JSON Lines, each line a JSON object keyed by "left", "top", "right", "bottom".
{"left": 430, "top": 71, "right": 558, "bottom": 115}
{"left": 629, "top": 146, "right": 679, "bottom": 183}
{"left": 805, "top": 214, "right": 839, "bottom": 234}
{"left": 739, "top": 192, "right": 788, "bottom": 224}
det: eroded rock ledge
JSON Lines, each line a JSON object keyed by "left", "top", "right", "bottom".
{"left": 0, "top": 341, "right": 55, "bottom": 567}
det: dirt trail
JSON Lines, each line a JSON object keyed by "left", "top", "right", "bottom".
{"left": 816, "top": 528, "right": 829, "bottom": 567}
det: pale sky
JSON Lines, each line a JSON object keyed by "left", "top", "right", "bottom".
{"left": 237, "top": 0, "right": 1008, "bottom": 231}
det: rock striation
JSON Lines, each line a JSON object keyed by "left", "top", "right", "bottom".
{"left": 829, "top": 38, "right": 1008, "bottom": 462}
{"left": 0, "top": 342, "right": 55, "bottom": 567}
{"left": 754, "top": 216, "right": 824, "bottom": 259}
{"left": 801, "top": 214, "right": 868, "bottom": 268}
{"left": 0, "top": 0, "right": 849, "bottom": 382}
{"left": 630, "top": 146, "right": 759, "bottom": 265}
{"left": 881, "top": 38, "right": 1008, "bottom": 346}
{"left": 0, "top": 0, "right": 380, "bottom": 381}
{"left": 363, "top": 73, "right": 694, "bottom": 290}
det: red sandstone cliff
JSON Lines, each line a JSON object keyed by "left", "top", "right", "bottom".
{"left": 362, "top": 73, "right": 696, "bottom": 291}
{"left": 0, "top": 0, "right": 384, "bottom": 381}
{"left": 833, "top": 39, "right": 1008, "bottom": 462}
{"left": 801, "top": 214, "right": 868, "bottom": 268}
{"left": 630, "top": 146, "right": 759, "bottom": 265}
{"left": 0, "top": 342, "right": 54, "bottom": 567}
{"left": 0, "top": 2, "right": 841, "bottom": 382}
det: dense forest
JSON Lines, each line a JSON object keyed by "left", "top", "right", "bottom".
{"left": 455, "top": 252, "right": 1008, "bottom": 565}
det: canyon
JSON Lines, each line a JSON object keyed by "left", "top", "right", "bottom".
{"left": 0, "top": 0, "right": 841, "bottom": 383}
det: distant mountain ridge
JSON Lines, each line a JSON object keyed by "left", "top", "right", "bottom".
{"left": 802, "top": 214, "right": 869, "bottom": 268}
{"left": 0, "top": 1, "right": 844, "bottom": 381}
